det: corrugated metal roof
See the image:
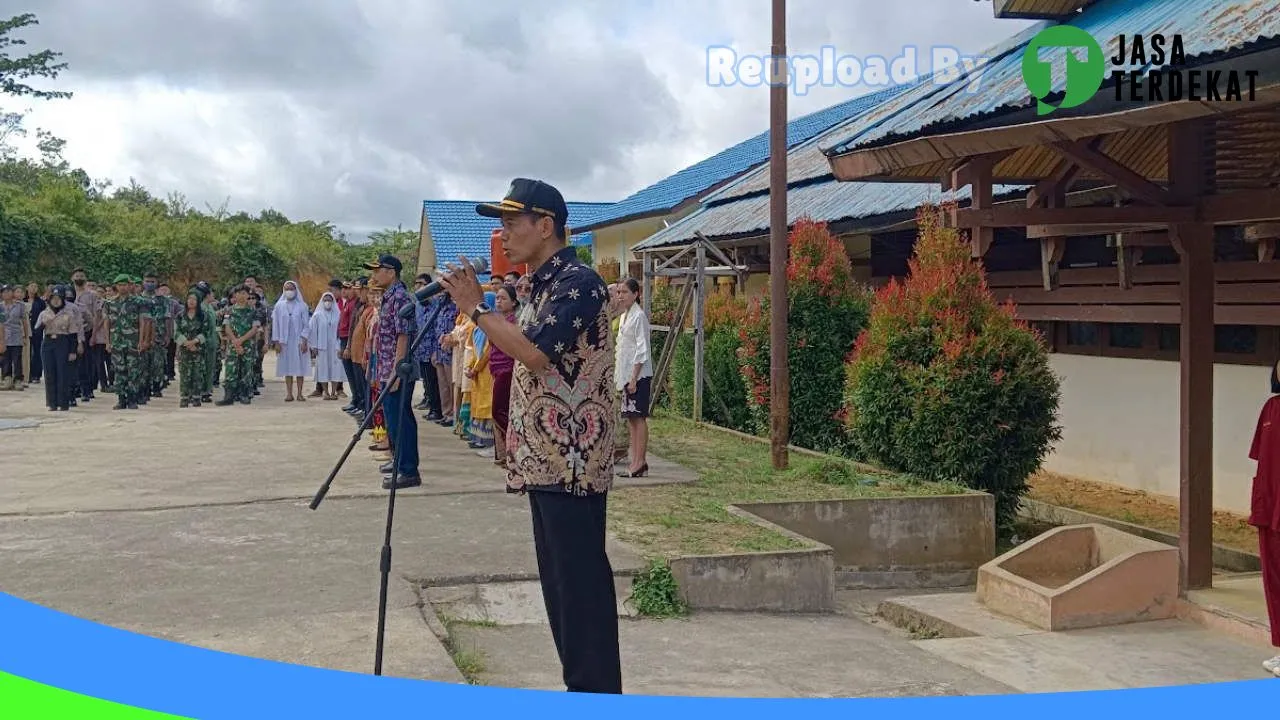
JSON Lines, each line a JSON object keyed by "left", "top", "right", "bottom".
{"left": 631, "top": 180, "right": 1029, "bottom": 252}
{"left": 575, "top": 83, "right": 914, "bottom": 231}
{"left": 708, "top": 75, "right": 940, "bottom": 203}
{"left": 422, "top": 200, "right": 608, "bottom": 271}
{"left": 826, "top": 0, "right": 1280, "bottom": 156}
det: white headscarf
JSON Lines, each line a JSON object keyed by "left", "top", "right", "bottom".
{"left": 271, "top": 280, "right": 311, "bottom": 344}
{"left": 308, "top": 291, "right": 340, "bottom": 351}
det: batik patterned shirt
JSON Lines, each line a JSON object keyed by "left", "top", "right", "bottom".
{"left": 505, "top": 246, "right": 617, "bottom": 496}
{"left": 375, "top": 280, "right": 414, "bottom": 383}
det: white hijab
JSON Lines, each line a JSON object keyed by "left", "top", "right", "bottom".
{"left": 308, "top": 291, "right": 340, "bottom": 350}
{"left": 271, "top": 280, "right": 311, "bottom": 343}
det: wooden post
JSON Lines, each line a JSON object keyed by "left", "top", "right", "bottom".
{"left": 692, "top": 241, "right": 706, "bottom": 423}
{"left": 768, "top": 0, "right": 789, "bottom": 470}
{"left": 641, "top": 253, "right": 653, "bottom": 319}
{"left": 1169, "top": 118, "right": 1213, "bottom": 595}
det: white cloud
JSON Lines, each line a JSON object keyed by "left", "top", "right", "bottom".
{"left": 12, "top": 0, "right": 1034, "bottom": 240}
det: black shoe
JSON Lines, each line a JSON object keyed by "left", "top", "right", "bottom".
{"left": 192, "top": 399, "right": 202, "bottom": 408}
{"left": 239, "top": 397, "right": 250, "bottom": 405}
{"left": 382, "top": 474, "right": 422, "bottom": 490}
{"left": 180, "top": 399, "right": 189, "bottom": 408}
{"left": 113, "top": 401, "right": 126, "bottom": 410}
{"left": 215, "top": 394, "right": 235, "bottom": 406}
{"left": 202, "top": 394, "right": 213, "bottom": 402}
{"left": 127, "top": 402, "right": 138, "bottom": 410}
{"left": 425, "top": 412, "right": 443, "bottom": 422}
{"left": 58, "top": 405, "right": 69, "bottom": 411}
{"left": 438, "top": 418, "right": 454, "bottom": 427}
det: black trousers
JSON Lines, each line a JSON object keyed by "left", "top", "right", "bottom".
{"left": 29, "top": 329, "right": 43, "bottom": 380}
{"left": 166, "top": 339, "right": 177, "bottom": 379}
{"left": 78, "top": 342, "right": 101, "bottom": 398}
{"left": 41, "top": 335, "right": 73, "bottom": 409}
{"left": 1, "top": 345, "right": 22, "bottom": 381}
{"left": 528, "top": 490, "right": 622, "bottom": 694}
{"left": 419, "top": 360, "right": 441, "bottom": 416}
{"left": 98, "top": 344, "right": 113, "bottom": 388}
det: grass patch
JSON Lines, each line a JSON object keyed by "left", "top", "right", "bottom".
{"left": 436, "top": 613, "right": 489, "bottom": 684}
{"left": 608, "top": 413, "right": 967, "bottom": 559}
{"left": 1028, "top": 471, "right": 1258, "bottom": 554}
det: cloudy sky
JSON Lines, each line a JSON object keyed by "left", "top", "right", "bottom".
{"left": 10, "top": 0, "right": 1032, "bottom": 241}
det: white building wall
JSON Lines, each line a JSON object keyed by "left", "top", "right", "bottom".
{"left": 1044, "top": 353, "right": 1270, "bottom": 515}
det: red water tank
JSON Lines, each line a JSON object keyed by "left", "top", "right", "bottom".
{"left": 488, "top": 228, "right": 528, "bottom": 278}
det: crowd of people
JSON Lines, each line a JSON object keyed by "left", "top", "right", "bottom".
{"left": 0, "top": 259, "right": 655, "bottom": 482}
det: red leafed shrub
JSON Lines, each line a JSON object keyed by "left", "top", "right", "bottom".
{"left": 842, "top": 204, "right": 1062, "bottom": 531}
{"left": 739, "top": 218, "right": 870, "bottom": 452}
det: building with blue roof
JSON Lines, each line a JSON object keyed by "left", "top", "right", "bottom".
{"left": 415, "top": 200, "right": 610, "bottom": 278}
{"left": 577, "top": 82, "right": 915, "bottom": 278}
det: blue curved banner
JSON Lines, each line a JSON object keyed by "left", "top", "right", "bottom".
{"left": 0, "top": 590, "right": 1275, "bottom": 718}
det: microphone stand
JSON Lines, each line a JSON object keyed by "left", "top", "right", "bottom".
{"left": 310, "top": 294, "right": 451, "bottom": 676}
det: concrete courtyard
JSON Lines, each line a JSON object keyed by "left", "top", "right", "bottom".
{"left": 0, "top": 362, "right": 1274, "bottom": 697}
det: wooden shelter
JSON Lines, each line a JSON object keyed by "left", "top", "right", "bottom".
{"left": 824, "top": 8, "right": 1280, "bottom": 593}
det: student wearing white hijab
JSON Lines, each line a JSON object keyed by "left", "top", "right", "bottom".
{"left": 271, "top": 279, "right": 312, "bottom": 402}
{"left": 307, "top": 291, "right": 345, "bottom": 400}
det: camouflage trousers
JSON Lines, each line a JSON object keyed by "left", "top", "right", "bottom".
{"left": 202, "top": 340, "right": 218, "bottom": 395}
{"left": 179, "top": 347, "right": 204, "bottom": 400}
{"left": 111, "top": 348, "right": 142, "bottom": 406}
{"left": 223, "top": 347, "right": 257, "bottom": 400}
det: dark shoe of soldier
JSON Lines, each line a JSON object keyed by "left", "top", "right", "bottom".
{"left": 238, "top": 397, "right": 250, "bottom": 405}
{"left": 215, "top": 391, "right": 236, "bottom": 407}
{"left": 127, "top": 402, "right": 138, "bottom": 410}
{"left": 202, "top": 393, "right": 213, "bottom": 402}
{"left": 180, "top": 399, "right": 189, "bottom": 408}
{"left": 113, "top": 400, "right": 125, "bottom": 410}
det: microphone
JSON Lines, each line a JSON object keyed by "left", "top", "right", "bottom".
{"left": 398, "top": 256, "right": 489, "bottom": 318}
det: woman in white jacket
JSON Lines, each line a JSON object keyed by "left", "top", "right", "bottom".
{"left": 614, "top": 278, "right": 653, "bottom": 478}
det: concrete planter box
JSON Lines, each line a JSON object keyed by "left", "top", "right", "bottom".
{"left": 735, "top": 494, "right": 996, "bottom": 590}
{"left": 664, "top": 493, "right": 994, "bottom": 613}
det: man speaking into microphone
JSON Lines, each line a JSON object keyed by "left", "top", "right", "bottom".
{"left": 438, "top": 178, "right": 621, "bottom": 695}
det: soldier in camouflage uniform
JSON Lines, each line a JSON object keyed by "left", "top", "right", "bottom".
{"left": 103, "top": 273, "right": 144, "bottom": 410}
{"left": 250, "top": 288, "right": 269, "bottom": 395}
{"left": 214, "top": 295, "right": 230, "bottom": 389}
{"left": 217, "top": 285, "right": 262, "bottom": 406}
{"left": 192, "top": 282, "right": 215, "bottom": 403}
{"left": 139, "top": 273, "right": 168, "bottom": 398}
{"left": 174, "top": 288, "right": 208, "bottom": 408}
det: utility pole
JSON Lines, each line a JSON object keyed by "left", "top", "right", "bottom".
{"left": 768, "top": 0, "right": 789, "bottom": 470}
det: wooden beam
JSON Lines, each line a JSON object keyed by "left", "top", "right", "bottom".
{"left": 955, "top": 204, "right": 1195, "bottom": 228}
{"left": 1026, "top": 156, "right": 1085, "bottom": 208}
{"left": 1026, "top": 224, "right": 1166, "bottom": 239}
{"left": 1116, "top": 235, "right": 1138, "bottom": 290}
{"left": 947, "top": 150, "right": 1015, "bottom": 192}
{"left": 1199, "top": 189, "right": 1280, "bottom": 224}
{"left": 1009, "top": 303, "right": 1280, "bottom": 325}
{"left": 1049, "top": 140, "right": 1175, "bottom": 206}
{"left": 1244, "top": 223, "right": 1280, "bottom": 242}
{"left": 1260, "top": 239, "right": 1277, "bottom": 263}
{"left": 995, "top": 280, "right": 1280, "bottom": 306}
{"left": 1040, "top": 237, "right": 1064, "bottom": 290}
{"left": 970, "top": 162, "right": 994, "bottom": 258}
{"left": 1169, "top": 117, "right": 1213, "bottom": 595}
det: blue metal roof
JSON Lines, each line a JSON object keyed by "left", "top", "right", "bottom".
{"left": 422, "top": 200, "right": 609, "bottom": 270}
{"left": 825, "top": 0, "right": 1280, "bottom": 155}
{"left": 576, "top": 83, "right": 915, "bottom": 231}
{"left": 632, "top": 179, "right": 1029, "bottom": 252}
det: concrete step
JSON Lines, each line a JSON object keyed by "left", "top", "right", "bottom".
{"left": 876, "top": 592, "right": 1042, "bottom": 640}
